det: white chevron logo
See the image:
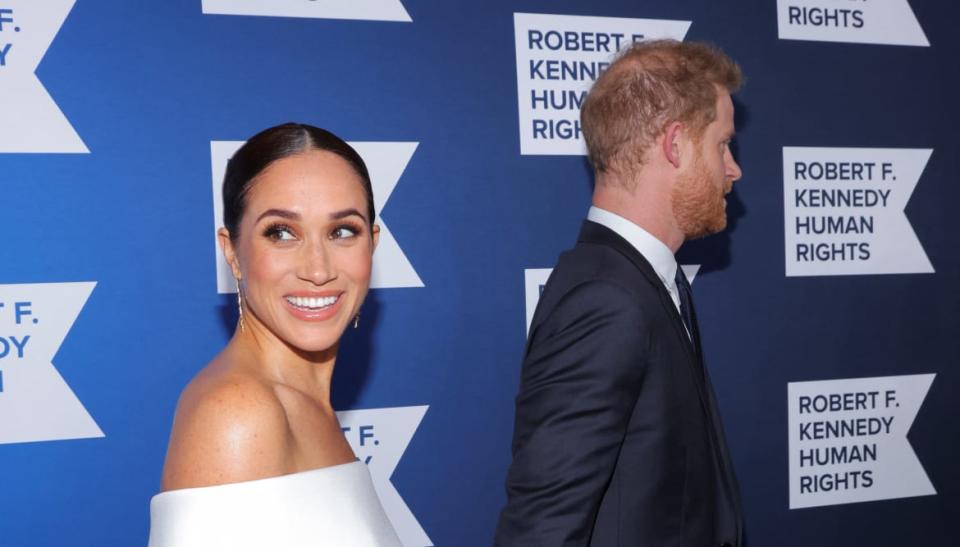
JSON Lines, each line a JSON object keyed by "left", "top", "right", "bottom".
{"left": 0, "top": 0, "right": 88, "bottom": 153}
{"left": 339, "top": 406, "right": 432, "bottom": 546}
{"left": 202, "top": 0, "right": 412, "bottom": 23}
{"left": 0, "top": 282, "right": 102, "bottom": 445}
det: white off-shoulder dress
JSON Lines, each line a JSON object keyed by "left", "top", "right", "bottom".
{"left": 148, "top": 461, "right": 402, "bottom": 546}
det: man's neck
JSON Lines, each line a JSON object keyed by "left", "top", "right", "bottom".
{"left": 592, "top": 172, "right": 684, "bottom": 253}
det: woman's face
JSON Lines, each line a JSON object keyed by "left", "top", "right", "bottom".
{"left": 222, "top": 150, "right": 378, "bottom": 354}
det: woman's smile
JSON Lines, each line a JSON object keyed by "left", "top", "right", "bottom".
{"left": 283, "top": 292, "right": 344, "bottom": 321}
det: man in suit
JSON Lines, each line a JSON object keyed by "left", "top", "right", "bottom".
{"left": 495, "top": 40, "right": 744, "bottom": 546}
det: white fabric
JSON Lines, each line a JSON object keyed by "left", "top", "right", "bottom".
{"left": 587, "top": 206, "right": 682, "bottom": 315}
{"left": 148, "top": 461, "right": 402, "bottom": 547}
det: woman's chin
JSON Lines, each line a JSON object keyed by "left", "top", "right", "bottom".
{"left": 282, "top": 330, "right": 343, "bottom": 355}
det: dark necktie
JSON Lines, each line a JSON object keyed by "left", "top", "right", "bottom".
{"left": 675, "top": 266, "right": 701, "bottom": 359}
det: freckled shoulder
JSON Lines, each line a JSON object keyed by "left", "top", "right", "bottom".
{"left": 160, "top": 367, "right": 293, "bottom": 492}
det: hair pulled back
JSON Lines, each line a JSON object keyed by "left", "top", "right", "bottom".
{"left": 222, "top": 123, "right": 374, "bottom": 240}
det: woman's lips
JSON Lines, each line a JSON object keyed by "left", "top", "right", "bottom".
{"left": 283, "top": 293, "right": 343, "bottom": 321}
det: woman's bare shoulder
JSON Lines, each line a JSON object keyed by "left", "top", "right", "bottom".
{"left": 160, "top": 359, "right": 291, "bottom": 492}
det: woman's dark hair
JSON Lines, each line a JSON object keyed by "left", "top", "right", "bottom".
{"left": 222, "top": 123, "right": 374, "bottom": 240}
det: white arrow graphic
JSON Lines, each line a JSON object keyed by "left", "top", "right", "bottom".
{"left": 351, "top": 142, "right": 423, "bottom": 289}
{"left": 788, "top": 374, "right": 936, "bottom": 508}
{"left": 681, "top": 264, "right": 701, "bottom": 284}
{"left": 201, "top": 0, "right": 412, "bottom": 23}
{"left": 0, "top": 0, "right": 88, "bottom": 153}
{"left": 783, "top": 147, "right": 933, "bottom": 277}
{"left": 338, "top": 405, "right": 432, "bottom": 547}
{"left": 523, "top": 268, "right": 553, "bottom": 336}
{"left": 210, "top": 140, "right": 423, "bottom": 293}
{"left": 0, "top": 282, "right": 102, "bottom": 444}
{"left": 777, "top": 0, "right": 929, "bottom": 47}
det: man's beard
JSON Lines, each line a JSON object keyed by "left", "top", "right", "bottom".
{"left": 671, "top": 154, "right": 730, "bottom": 241}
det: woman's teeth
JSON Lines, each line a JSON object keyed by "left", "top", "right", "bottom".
{"left": 286, "top": 295, "right": 338, "bottom": 310}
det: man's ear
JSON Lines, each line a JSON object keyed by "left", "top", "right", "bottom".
{"left": 661, "top": 121, "right": 684, "bottom": 169}
{"left": 218, "top": 227, "right": 242, "bottom": 279}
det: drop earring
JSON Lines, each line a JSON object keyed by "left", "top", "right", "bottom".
{"left": 353, "top": 312, "right": 360, "bottom": 329}
{"left": 236, "top": 279, "right": 245, "bottom": 332}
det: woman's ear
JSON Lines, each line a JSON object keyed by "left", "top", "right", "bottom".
{"left": 371, "top": 224, "right": 381, "bottom": 251}
{"left": 218, "top": 227, "right": 242, "bottom": 279}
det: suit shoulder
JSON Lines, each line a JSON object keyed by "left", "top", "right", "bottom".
{"left": 530, "top": 278, "right": 651, "bottom": 356}
{"left": 551, "top": 242, "right": 655, "bottom": 297}
{"left": 543, "top": 278, "right": 648, "bottom": 328}
{"left": 541, "top": 242, "right": 655, "bottom": 319}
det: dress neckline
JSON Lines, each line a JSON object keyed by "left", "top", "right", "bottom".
{"left": 153, "top": 459, "right": 363, "bottom": 499}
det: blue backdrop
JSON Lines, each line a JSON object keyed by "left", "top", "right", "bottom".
{"left": 1, "top": 1, "right": 956, "bottom": 545}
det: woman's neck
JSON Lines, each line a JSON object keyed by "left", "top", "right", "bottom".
{"left": 229, "top": 321, "right": 338, "bottom": 405}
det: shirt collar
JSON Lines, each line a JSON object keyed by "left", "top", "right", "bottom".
{"left": 587, "top": 206, "right": 678, "bottom": 290}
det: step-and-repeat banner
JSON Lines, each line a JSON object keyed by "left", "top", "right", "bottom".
{"left": 1, "top": 1, "right": 955, "bottom": 545}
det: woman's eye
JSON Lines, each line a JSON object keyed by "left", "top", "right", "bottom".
{"left": 332, "top": 225, "right": 359, "bottom": 239}
{"left": 264, "top": 224, "right": 296, "bottom": 241}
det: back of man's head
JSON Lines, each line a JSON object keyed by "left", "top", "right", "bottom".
{"left": 581, "top": 40, "right": 742, "bottom": 177}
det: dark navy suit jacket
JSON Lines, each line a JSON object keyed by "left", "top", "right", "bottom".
{"left": 495, "top": 221, "right": 742, "bottom": 547}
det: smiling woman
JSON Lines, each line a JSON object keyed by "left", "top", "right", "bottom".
{"left": 147, "top": 124, "right": 401, "bottom": 547}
